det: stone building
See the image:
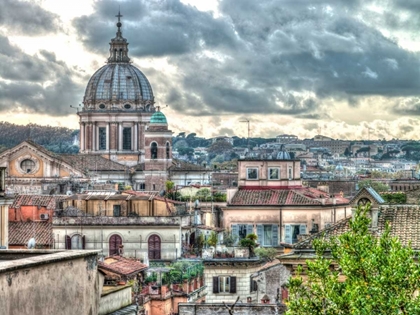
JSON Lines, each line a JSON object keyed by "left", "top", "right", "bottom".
{"left": 0, "top": 167, "right": 13, "bottom": 249}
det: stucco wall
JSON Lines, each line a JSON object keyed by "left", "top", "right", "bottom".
{"left": 53, "top": 225, "right": 181, "bottom": 259}
{"left": 0, "top": 250, "right": 100, "bottom": 315}
{"left": 99, "top": 286, "right": 132, "bottom": 315}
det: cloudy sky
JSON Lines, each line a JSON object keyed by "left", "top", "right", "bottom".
{"left": 2, "top": 0, "right": 420, "bottom": 140}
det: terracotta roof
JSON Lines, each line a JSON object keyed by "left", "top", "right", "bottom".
{"left": 60, "top": 154, "right": 127, "bottom": 172}
{"left": 98, "top": 256, "right": 148, "bottom": 277}
{"left": 9, "top": 221, "right": 52, "bottom": 246}
{"left": 230, "top": 187, "right": 349, "bottom": 206}
{"left": 294, "top": 205, "right": 420, "bottom": 250}
{"left": 11, "top": 195, "right": 66, "bottom": 210}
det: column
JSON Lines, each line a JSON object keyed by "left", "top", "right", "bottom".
{"left": 134, "top": 122, "right": 138, "bottom": 151}
{"left": 118, "top": 123, "right": 123, "bottom": 151}
{"left": 80, "top": 122, "right": 85, "bottom": 152}
{"left": 92, "top": 123, "right": 97, "bottom": 152}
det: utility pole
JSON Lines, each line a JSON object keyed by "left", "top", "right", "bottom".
{"left": 240, "top": 119, "right": 250, "bottom": 153}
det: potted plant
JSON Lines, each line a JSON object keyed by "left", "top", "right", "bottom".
{"left": 239, "top": 233, "right": 258, "bottom": 257}
{"left": 206, "top": 231, "right": 218, "bottom": 248}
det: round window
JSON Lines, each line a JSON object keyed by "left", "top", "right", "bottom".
{"left": 124, "top": 104, "right": 131, "bottom": 109}
{"left": 99, "top": 104, "right": 106, "bottom": 109}
{"left": 21, "top": 159, "right": 35, "bottom": 173}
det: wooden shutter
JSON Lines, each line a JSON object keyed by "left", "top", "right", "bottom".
{"left": 272, "top": 224, "right": 279, "bottom": 246}
{"left": 231, "top": 224, "right": 239, "bottom": 245}
{"left": 246, "top": 224, "right": 253, "bottom": 236}
{"left": 230, "top": 276, "right": 237, "bottom": 293}
{"left": 213, "top": 277, "right": 219, "bottom": 293}
{"left": 257, "top": 225, "right": 264, "bottom": 245}
{"left": 299, "top": 224, "right": 306, "bottom": 235}
{"left": 82, "top": 235, "right": 86, "bottom": 249}
{"left": 148, "top": 235, "right": 161, "bottom": 259}
{"left": 65, "top": 235, "right": 71, "bottom": 250}
{"left": 284, "top": 224, "right": 292, "bottom": 244}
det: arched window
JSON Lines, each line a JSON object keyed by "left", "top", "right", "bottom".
{"left": 148, "top": 234, "right": 161, "bottom": 259}
{"left": 151, "top": 142, "right": 158, "bottom": 159}
{"left": 166, "top": 142, "right": 170, "bottom": 159}
{"left": 109, "top": 234, "right": 122, "bottom": 256}
{"left": 71, "top": 234, "right": 84, "bottom": 249}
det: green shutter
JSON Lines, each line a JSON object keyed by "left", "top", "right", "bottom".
{"left": 231, "top": 224, "right": 239, "bottom": 245}
{"left": 284, "top": 224, "right": 292, "bottom": 244}
{"left": 246, "top": 224, "right": 253, "bottom": 236}
{"left": 257, "top": 225, "right": 264, "bottom": 245}
{"left": 272, "top": 224, "right": 279, "bottom": 246}
{"left": 299, "top": 224, "right": 306, "bottom": 235}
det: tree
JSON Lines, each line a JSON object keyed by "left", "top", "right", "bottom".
{"left": 287, "top": 205, "right": 420, "bottom": 315}
{"left": 358, "top": 179, "right": 389, "bottom": 192}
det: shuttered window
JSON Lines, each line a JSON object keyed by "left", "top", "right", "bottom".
{"left": 213, "top": 276, "right": 236, "bottom": 293}
{"left": 109, "top": 234, "right": 122, "bottom": 256}
{"left": 148, "top": 234, "right": 161, "bottom": 259}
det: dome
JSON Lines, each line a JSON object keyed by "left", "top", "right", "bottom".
{"left": 150, "top": 111, "right": 167, "bottom": 124}
{"left": 84, "top": 64, "right": 154, "bottom": 103}
{"left": 276, "top": 144, "right": 292, "bottom": 160}
{"left": 82, "top": 13, "right": 154, "bottom": 108}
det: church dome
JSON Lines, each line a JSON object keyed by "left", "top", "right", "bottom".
{"left": 84, "top": 64, "right": 154, "bottom": 103}
{"left": 150, "top": 111, "right": 167, "bottom": 124}
{"left": 276, "top": 144, "right": 292, "bottom": 160}
{"left": 82, "top": 12, "right": 154, "bottom": 108}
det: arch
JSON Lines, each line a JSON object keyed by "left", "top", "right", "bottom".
{"left": 148, "top": 234, "right": 161, "bottom": 259}
{"left": 151, "top": 142, "right": 158, "bottom": 159}
{"left": 166, "top": 142, "right": 170, "bottom": 159}
{"left": 71, "top": 234, "right": 85, "bottom": 249}
{"left": 109, "top": 234, "right": 122, "bottom": 256}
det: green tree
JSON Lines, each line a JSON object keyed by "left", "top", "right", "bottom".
{"left": 287, "top": 205, "right": 420, "bottom": 315}
{"left": 358, "top": 179, "right": 389, "bottom": 192}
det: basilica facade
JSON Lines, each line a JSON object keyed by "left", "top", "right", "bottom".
{"left": 0, "top": 15, "right": 172, "bottom": 193}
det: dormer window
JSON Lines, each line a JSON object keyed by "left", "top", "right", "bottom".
{"left": 247, "top": 168, "right": 258, "bottom": 180}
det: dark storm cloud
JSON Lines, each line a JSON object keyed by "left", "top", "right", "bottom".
{"left": 0, "top": 0, "right": 61, "bottom": 35}
{"left": 72, "top": 0, "right": 420, "bottom": 117}
{"left": 0, "top": 35, "right": 83, "bottom": 116}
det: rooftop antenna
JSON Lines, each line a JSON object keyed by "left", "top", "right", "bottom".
{"left": 240, "top": 119, "right": 250, "bottom": 152}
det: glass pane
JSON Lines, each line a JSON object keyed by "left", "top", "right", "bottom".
{"left": 123, "top": 127, "right": 131, "bottom": 150}
{"left": 264, "top": 225, "right": 273, "bottom": 246}
{"left": 99, "top": 127, "right": 106, "bottom": 150}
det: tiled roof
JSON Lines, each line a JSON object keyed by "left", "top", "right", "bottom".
{"left": 9, "top": 221, "right": 53, "bottom": 246}
{"left": 294, "top": 205, "right": 420, "bottom": 250}
{"left": 60, "top": 154, "right": 127, "bottom": 172}
{"left": 230, "top": 187, "right": 349, "bottom": 206}
{"left": 11, "top": 195, "right": 66, "bottom": 210}
{"left": 98, "top": 256, "right": 148, "bottom": 277}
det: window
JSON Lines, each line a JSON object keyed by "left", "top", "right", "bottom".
{"left": 166, "top": 142, "right": 170, "bottom": 159}
{"left": 113, "top": 205, "right": 121, "bottom": 217}
{"left": 65, "top": 234, "right": 85, "bottom": 250}
{"left": 124, "top": 104, "right": 131, "bottom": 109}
{"left": 288, "top": 167, "right": 293, "bottom": 179}
{"left": 99, "top": 127, "right": 106, "bottom": 150}
{"left": 268, "top": 167, "right": 280, "bottom": 180}
{"left": 123, "top": 127, "right": 131, "bottom": 150}
{"left": 148, "top": 234, "right": 161, "bottom": 259}
{"left": 232, "top": 224, "right": 253, "bottom": 244}
{"left": 71, "top": 234, "right": 83, "bottom": 249}
{"left": 139, "top": 183, "right": 145, "bottom": 191}
{"left": 21, "top": 159, "right": 35, "bottom": 173}
{"left": 99, "top": 104, "right": 106, "bottom": 109}
{"left": 109, "top": 234, "right": 122, "bottom": 256}
{"left": 256, "top": 224, "right": 279, "bottom": 246}
{"left": 213, "top": 276, "right": 236, "bottom": 293}
{"left": 284, "top": 224, "right": 306, "bottom": 244}
{"left": 247, "top": 168, "right": 258, "bottom": 180}
{"left": 151, "top": 142, "right": 158, "bottom": 159}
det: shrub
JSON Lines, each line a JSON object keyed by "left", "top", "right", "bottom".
{"left": 255, "top": 247, "right": 278, "bottom": 261}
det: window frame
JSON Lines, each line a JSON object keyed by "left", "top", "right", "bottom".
{"left": 98, "top": 127, "right": 106, "bottom": 150}
{"left": 268, "top": 167, "right": 280, "bottom": 180}
{"left": 219, "top": 276, "right": 230, "bottom": 293}
{"left": 246, "top": 167, "right": 259, "bottom": 180}
{"left": 151, "top": 142, "right": 158, "bottom": 159}
{"left": 122, "top": 127, "right": 132, "bottom": 150}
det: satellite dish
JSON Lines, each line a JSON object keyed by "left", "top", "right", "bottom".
{"left": 28, "top": 238, "right": 36, "bottom": 249}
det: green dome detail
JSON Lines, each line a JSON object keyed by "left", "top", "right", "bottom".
{"left": 150, "top": 111, "right": 167, "bottom": 124}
